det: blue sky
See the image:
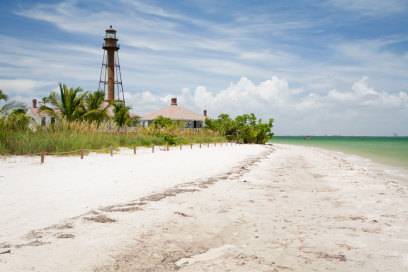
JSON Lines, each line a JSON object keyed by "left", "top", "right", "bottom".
{"left": 0, "top": 0, "right": 407, "bottom": 135}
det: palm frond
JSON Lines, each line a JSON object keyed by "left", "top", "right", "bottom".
{"left": 0, "top": 89, "right": 8, "bottom": 101}
{"left": 0, "top": 101, "right": 27, "bottom": 116}
{"left": 39, "top": 105, "right": 58, "bottom": 118}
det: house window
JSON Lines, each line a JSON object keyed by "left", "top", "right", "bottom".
{"left": 41, "top": 117, "right": 46, "bottom": 126}
{"left": 51, "top": 117, "right": 55, "bottom": 125}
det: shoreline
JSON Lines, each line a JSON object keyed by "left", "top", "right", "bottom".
{"left": 270, "top": 137, "right": 408, "bottom": 170}
{"left": 269, "top": 143, "right": 408, "bottom": 177}
{"left": 1, "top": 144, "right": 408, "bottom": 271}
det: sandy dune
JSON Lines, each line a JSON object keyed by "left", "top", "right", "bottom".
{"left": 1, "top": 144, "right": 408, "bottom": 271}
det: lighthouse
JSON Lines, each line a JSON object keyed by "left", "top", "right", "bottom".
{"left": 98, "top": 26, "right": 125, "bottom": 103}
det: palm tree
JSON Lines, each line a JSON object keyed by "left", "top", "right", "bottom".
{"left": 113, "top": 101, "right": 131, "bottom": 128}
{"left": 0, "top": 89, "right": 8, "bottom": 101}
{"left": 40, "top": 96, "right": 49, "bottom": 106}
{"left": 4, "top": 108, "right": 31, "bottom": 131}
{"left": 0, "top": 90, "right": 26, "bottom": 117}
{"left": 82, "top": 90, "right": 109, "bottom": 123}
{"left": 0, "top": 90, "right": 31, "bottom": 131}
{"left": 40, "top": 83, "right": 86, "bottom": 121}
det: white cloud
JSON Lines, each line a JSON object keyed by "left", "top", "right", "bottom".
{"left": 0, "top": 79, "right": 52, "bottom": 95}
{"left": 127, "top": 76, "right": 408, "bottom": 135}
{"left": 4, "top": 0, "right": 408, "bottom": 135}
{"left": 327, "top": 77, "right": 408, "bottom": 108}
{"left": 14, "top": 0, "right": 408, "bottom": 96}
{"left": 328, "top": 0, "right": 407, "bottom": 16}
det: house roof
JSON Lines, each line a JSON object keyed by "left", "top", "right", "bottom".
{"left": 140, "top": 98, "right": 205, "bottom": 121}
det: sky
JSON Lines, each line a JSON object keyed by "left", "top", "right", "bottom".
{"left": 0, "top": 0, "right": 407, "bottom": 136}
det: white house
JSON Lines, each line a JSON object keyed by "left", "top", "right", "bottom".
{"left": 26, "top": 99, "right": 54, "bottom": 127}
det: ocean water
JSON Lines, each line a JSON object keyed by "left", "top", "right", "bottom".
{"left": 270, "top": 136, "right": 408, "bottom": 169}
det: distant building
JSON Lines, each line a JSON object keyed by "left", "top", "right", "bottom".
{"left": 27, "top": 99, "right": 55, "bottom": 127}
{"left": 140, "top": 98, "right": 206, "bottom": 128}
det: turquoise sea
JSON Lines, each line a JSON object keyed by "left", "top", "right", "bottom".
{"left": 270, "top": 136, "right": 408, "bottom": 169}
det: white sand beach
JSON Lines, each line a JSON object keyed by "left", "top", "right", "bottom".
{"left": 1, "top": 144, "right": 408, "bottom": 271}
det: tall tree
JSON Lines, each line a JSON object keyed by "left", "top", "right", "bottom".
{"left": 40, "top": 83, "right": 86, "bottom": 121}
{"left": 0, "top": 90, "right": 26, "bottom": 117}
{"left": 113, "top": 102, "right": 131, "bottom": 128}
{"left": 82, "top": 91, "right": 109, "bottom": 123}
{"left": 0, "top": 89, "right": 8, "bottom": 101}
{"left": 4, "top": 109, "right": 31, "bottom": 131}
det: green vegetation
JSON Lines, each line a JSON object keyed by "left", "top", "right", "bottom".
{"left": 206, "top": 113, "right": 274, "bottom": 144}
{"left": 0, "top": 86, "right": 274, "bottom": 155}
{"left": 150, "top": 116, "right": 191, "bottom": 130}
{"left": 0, "top": 89, "right": 7, "bottom": 101}
{"left": 0, "top": 87, "right": 225, "bottom": 155}
{"left": 151, "top": 116, "right": 175, "bottom": 129}
{"left": 0, "top": 119, "right": 224, "bottom": 155}
{"left": 112, "top": 101, "right": 132, "bottom": 128}
{"left": 1, "top": 89, "right": 30, "bottom": 135}
{"left": 40, "top": 84, "right": 86, "bottom": 121}
{"left": 82, "top": 90, "right": 110, "bottom": 123}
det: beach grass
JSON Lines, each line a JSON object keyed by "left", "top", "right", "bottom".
{"left": 0, "top": 123, "right": 226, "bottom": 155}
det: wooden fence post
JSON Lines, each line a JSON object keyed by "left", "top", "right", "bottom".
{"left": 152, "top": 145, "right": 155, "bottom": 153}
{"left": 40, "top": 153, "right": 45, "bottom": 164}
{"left": 199, "top": 143, "right": 202, "bottom": 149}
{"left": 133, "top": 146, "right": 136, "bottom": 155}
{"left": 166, "top": 144, "right": 169, "bottom": 151}
{"left": 80, "top": 149, "right": 84, "bottom": 160}
{"left": 110, "top": 146, "right": 113, "bottom": 156}
{"left": 190, "top": 143, "right": 193, "bottom": 149}
{"left": 180, "top": 145, "right": 182, "bottom": 151}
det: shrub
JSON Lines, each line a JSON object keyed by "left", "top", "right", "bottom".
{"left": 206, "top": 113, "right": 274, "bottom": 144}
{"left": 0, "top": 88, "right": 228, "bottom": 155}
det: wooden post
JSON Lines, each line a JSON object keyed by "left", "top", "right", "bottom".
{"left": 180, "top": 145, "right": 182, "bottom": 151}
{"left": 152, "top": 145, "right": 155, "bottom": 153}
{"left": 207, "top": 143, "right": 209, "bottom": 148}
{"left": 214, "top": 142, "right": 216, "bottom": 147}
{"left": 40, "top": 153, "right": 45, "bottom": 164}
{"left": 199, "top": 143, "right": 202, "bottom": 149}
{"left": 80, "top": 149, "right": 84, "bottom": 160}
{"left": 110, "top": 146, "right": 113, "bottom": 156}
{"left": 190, "top": 143, "right": 193, "bottom": 149}
{"left": 133, "top": 146, "right": 136, "bottom": 155}
{"left": 166, "top": 144, "right": 169, "bottom": 151}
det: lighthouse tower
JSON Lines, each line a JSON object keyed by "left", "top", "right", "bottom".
{"left": 98, "top": 26, "right": 125, "bottom": 103}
